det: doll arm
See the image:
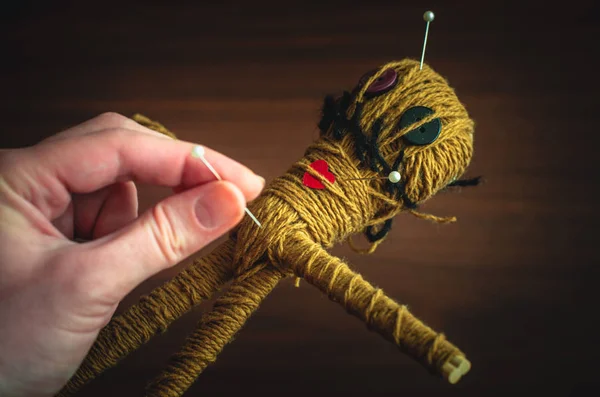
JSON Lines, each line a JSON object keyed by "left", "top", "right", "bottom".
{"left": 145, "top": 265, "right": 286, "bottom": 397}
{"left": 57, "top": 238, "right": 237, "bottom": 396}
{"left": 285, "top": 233, "right": 471, "bottom": 384}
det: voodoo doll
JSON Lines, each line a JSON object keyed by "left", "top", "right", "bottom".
{"left": 57, "top": 57, "right": 478, "bottom": 396}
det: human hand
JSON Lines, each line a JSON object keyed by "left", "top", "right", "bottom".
{"left": 0, "top": 113, "right": 265, "bottom": 396}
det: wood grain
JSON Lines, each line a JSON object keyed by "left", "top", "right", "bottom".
{"left": 1, "top": 1, "right": 599, "bottom": 396}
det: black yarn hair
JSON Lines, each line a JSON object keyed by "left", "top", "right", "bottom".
{"left": 318, "top": 92, "right": 415, "bottom": 243}
{"left": 448, "top": 176, "right": 482, "bottom": 187}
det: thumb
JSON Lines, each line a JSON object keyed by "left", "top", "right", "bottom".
{"left": 78, "top": 180, "right": 246, "bottom": 301}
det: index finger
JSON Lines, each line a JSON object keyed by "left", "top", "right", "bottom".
{"left": 4, "top": 128, "right": 265, "bottom": 220}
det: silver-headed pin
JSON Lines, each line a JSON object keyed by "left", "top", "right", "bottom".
{"left": 191, "top": 145, "right": 262, "bottom": 228}
{"left": 420, "top": 10, "right": 435, "bottom": 70}
{"left": 343, "top": 171, "right": 402, "bottom": 184}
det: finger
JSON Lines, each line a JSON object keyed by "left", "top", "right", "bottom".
{"left": 5, "top": 129, "right": 264, "bottom": 221}
{"left": 51, "top": 200, "right": 74, "bottom": 239}
{"left": 71, "top": 182, "right": 138, "bottom": 240}
{"left": 42, "top": 112, "right": 171, "bottom": 143}
{"left": 71, "top": 186, "right": 112, "bottom": 239}
{"left": 74, "top": 181, "right": 245, "bottom": 301}
{"left": 73, "top": 182, "right": 138, "bottom": 240}
{"left": 92, "top": 181, "right": 138, "bottom": 239}
{"left": 71, "top": 184, "right": 121, "bottom": 239}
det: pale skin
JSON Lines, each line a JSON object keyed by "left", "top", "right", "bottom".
{"left": 0, "top": 113, "right": 265, "bottom": 397}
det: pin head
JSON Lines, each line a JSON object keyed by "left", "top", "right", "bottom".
{"left": 191, "top": 145, "right": 205, "bottom": 158}
{"left": 388, "top": 171, "right": 401, "bottom": 184}
{"left": 423, "top": 11, "right": 435, "bottom": 22}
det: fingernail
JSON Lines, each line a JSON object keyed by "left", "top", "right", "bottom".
{"left": 194, "top": 192, "right": 226, "bottom": 229}
{"left": 257, "top": 175, "right": 266, "bottom": 188}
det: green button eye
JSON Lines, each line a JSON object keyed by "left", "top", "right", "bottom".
{"left": 399, "top": 106, "right": 441, "bottom": 145}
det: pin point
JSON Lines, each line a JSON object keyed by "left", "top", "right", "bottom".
{"left": 420, "top": 10, "right": 435, "bottom": 70}
{"left": 191, "top": 146, "right": 262, "bottom": 228}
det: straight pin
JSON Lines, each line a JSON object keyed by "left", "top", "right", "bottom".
{"left": 420, "top": 11, "right": 435, "bottom": 70}
{"left": 343, "top": 171, "right": 401, "bottom": 184}
{"left": 191, "top": 145, "right": 262, "bottom": 228}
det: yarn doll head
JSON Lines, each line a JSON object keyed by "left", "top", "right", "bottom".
{"left": 319, "top": 58, "right": 474, "bottom": 207}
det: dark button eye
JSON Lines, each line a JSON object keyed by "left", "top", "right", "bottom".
{"left": 399, "top": 106, "right": 441, "bottom": 145}
{"left": 358, "top": 69, "right": 377, "bottom": 85}
{"left": 358, "top": 68, "right": 398, "bottom": 97}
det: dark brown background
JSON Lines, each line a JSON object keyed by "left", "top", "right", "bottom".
{"left": 2, "top": 1, "right": 599, "bottom": 396}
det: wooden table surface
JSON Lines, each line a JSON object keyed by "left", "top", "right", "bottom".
{"left": 2, "top": 1, "right": 599, "bottom": 396}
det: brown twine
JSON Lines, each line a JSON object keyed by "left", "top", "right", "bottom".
{"left": 284, "top": 230, "right": 462, "bottom": 371}
{"left": 57, "top": 59, "right": 474, "bottom": 397}
{"left": 145, "top": 266, "right": 286, "bottom": 397}
{"left": 56, "top": 238, "right": 236, "bottom": 396}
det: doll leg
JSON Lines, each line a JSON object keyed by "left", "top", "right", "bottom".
{"left": 285, "top": 233, "right": 471, "bottom": 384}
{"left": 145, "top": 265, "right": 286, "bottom": 397}
{"left": 57, "top": 239, "right": 237, "bottom": 397}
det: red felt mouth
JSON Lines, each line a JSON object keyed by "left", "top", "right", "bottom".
{"left": 303, "top": 160, "right": 336, "bottom": 189}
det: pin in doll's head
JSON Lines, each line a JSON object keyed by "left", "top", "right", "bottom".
{"left": 319, "top": 58, "right": 474, "bottom": 207}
